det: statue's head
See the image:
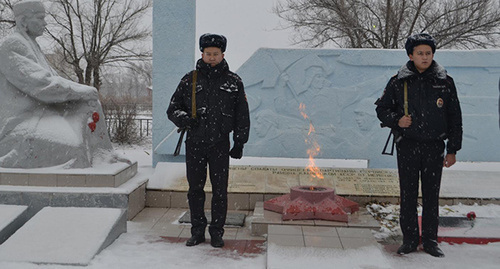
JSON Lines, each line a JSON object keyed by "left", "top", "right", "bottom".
{"left": 354, "top": 98, "right": 377, "bottom": 131}
{"left": 13, "top": 0, "right": 46, "bottom": 38}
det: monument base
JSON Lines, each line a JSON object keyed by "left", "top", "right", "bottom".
{"left": 0, "top": 161, "right": 138, "bottom": 188}
{"left": 264, "top": 186, "right": 359, "bottom": 222}
{"left": 252, "top": 201, "right": 380, "bottom": 236}
{"left": 0, "top": 161, "right": 148, "bottom": 265}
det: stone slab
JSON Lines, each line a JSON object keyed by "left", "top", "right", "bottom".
{"left": 0, "top": 161, "right": 138, "bottom": 188}
{"left": 0, "top": 207, "right": 126, "bottom": 265}
{"left": 0, "top": 173, "right": 148, "bottom": 221}
{"left": 437, "top": 217, "right": 500, "bottom": 244}
{"left": 164, "top": 165, "right": 401, "bottom": 196}
{"left": 251, "top": 201, "right": 379, "bottom": 236}
{"left": 240, "top": 49, "right": 500, "bottom": 168}
{"left": 0, "top": 204, "right": 28, "bottom": 244}
{"left": 155, "top": 47, "right": 500, "bottom": 168}
{"left": 441, "top": 170, "right": 500, "bottom": 199}
{"left": 158, "top": 165, "right": 500, "bottom": 203}
{"left": 178, "top": 211, "right": 246, "bottom": 227}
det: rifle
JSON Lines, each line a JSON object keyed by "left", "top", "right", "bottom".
{"left": 173, "top": 127, "right": 186, "bottom": 156}
{"left": 381, "top": 81, "right": 407, "bottom": 156}
{"left": 174, "top": 70, "right": 197, "bottom": 156}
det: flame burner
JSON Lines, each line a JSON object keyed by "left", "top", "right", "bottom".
{"left": 264, "top": 186, "right": 359, "bottom": 222}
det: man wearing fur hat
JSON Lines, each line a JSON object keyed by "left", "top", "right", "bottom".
{"left": 167, "top": 33, "right": 250, "bottom": 248}
{"left": 376, "top": 33, "right": 463, "bottom": 257}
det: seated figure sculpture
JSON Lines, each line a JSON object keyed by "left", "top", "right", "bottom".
{"left": 0, "top": 0, "right": 124, "bottom": 168}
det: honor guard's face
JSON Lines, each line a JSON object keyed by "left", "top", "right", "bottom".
{"left": 202, "top": 47, "right": 224, "bottom": 67}
{"left": 409, "top": 44, "right": 434, "bottom": 73}
{"left": 26, "top": 12, "right": 47, "bottom": 37}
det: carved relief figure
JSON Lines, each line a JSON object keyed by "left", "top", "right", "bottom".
{"left": 354, "top": 97, "right": 378, "bottom": 132}
{"left": 244, "top": 52, "right": 395, "bottom": 160}
{"left": 334, "top": 97, "right": 380, "bottom": 156}
{"left": 275, "top": 55, "right": 337, "bottom": 124}
{"left": 252, "top": 109, "right": 305, "bottom": 157}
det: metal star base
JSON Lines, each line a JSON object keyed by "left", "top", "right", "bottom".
{"left": 263, "top": 186, "right": 359, "bottom": 222}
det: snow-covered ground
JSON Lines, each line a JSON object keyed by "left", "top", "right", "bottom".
{"left": 1, "top": 141, "right": 500, "bottom": 269}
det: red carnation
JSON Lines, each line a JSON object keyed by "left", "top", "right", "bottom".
{"left": 88, "top": 122, "right": 96, "bottom": 132}
{"left": 467, "top": 211, "right": 476, "bottom": 220}
{"left": 92, "top": 112, "right": 100, "bottom": 123}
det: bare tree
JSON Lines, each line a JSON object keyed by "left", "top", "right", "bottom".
{"left": 274, "top": 0, "right": 500, "bottom": 49}
{"left": 43, "top": 0, "right": 152, "bottom": 90}
{"left": 101, "top": 95, "right": 140, "bottom": 144}
{"left": 100, "top": 64, "right": 151, "bottom": 100}
{"left": 0, "top": 0, "right": 14, "bottom": 36}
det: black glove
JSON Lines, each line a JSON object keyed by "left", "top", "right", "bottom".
{"left": 229, "top": 142, "right": 244, "bottom": 159}
{"left": 180, "top": 117, "right": 198, "bottom": 129}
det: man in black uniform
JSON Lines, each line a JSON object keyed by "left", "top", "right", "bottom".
{"left": 376, "top": 33, "right": 462, "bottom": 257}
{"left": 167, "top": 33, "right": 250, "bottom": 248}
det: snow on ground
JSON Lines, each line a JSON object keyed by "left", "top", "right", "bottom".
{"left": 2, "top": 228, "right": 499, "bottom": 269}
{"left": 0, "top": 207, "right": 123, "bottom": 265}
{"left": 368, "top": 202, "right": 500, "bottom": 240}
{"left": 267, "top": 242, "right": 500, "bottom": 269}
{"left": 3, "top": 230, "right": 499, "bottom": 269}
{"left": 1, "top": 142, "right": 500, "bottom": 268}
{"left": 0, "top": 232, "right": 267, "bottom": 269}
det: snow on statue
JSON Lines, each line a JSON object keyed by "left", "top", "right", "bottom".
{"left": 0, "top": 0, "right": 127, "bottom": 168}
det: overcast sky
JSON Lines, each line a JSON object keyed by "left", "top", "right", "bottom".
{"left": 196, "top": 0, "right": 299, "bottom": 70}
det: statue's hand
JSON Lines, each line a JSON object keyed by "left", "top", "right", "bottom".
{"left": 87, "top": 100, "right": 98, "bottom": 109}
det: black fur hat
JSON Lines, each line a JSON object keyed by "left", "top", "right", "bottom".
{"left": 199, "top": 33, "right": 227, "bottom": 52}
{"left": 405, "top": 33, "right": 436, "bottom": 55}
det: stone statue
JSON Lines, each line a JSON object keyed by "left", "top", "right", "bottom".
{"left": 0, "top": 0, "right": 124, "bottom": 168}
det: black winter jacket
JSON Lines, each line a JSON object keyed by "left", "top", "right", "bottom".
{"left": 167, "top": 59, "right": 250, "bottom": 145}
{"left": 376, "top": 60, "right": 462, "bottom": 154}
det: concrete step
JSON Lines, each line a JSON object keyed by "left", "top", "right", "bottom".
{"left": 251, "top": 201, "right": 380, "bottom": 236}
{"left": 0, "top": 161, "right": 138, "bottom": 188}
{"left": 437, "top": 216, "right": 500, "bottom": 244}
{"left": 0, "top": 207, "right": 126, "bottom": 266}
{"left": 146, "top": 164, "right": 500, "bottom": 211}
{"left": 0, "top": 173, "right": 148, "bottom": 220}
{"left": 0, "top": 204, "right": 28, "bottom": 244}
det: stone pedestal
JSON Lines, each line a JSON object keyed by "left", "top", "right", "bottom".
{"left": 0, "top": 162, "right": 146, "bottom": 220}
{"left": 0, "top": 162, "right": 138, "bottom": 188}
{"left": 0, "top": 161, "right": 148, "bottom": 265}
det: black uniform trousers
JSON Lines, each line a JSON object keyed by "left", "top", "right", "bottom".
{"left": 396, "top": 138, "right": 445, "bottom": 247}
{"left": 185, "top": 138, "right": 230, "bottom": 238}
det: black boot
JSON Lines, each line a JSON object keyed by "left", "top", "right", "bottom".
{"left": 186, "top": 235, "right": 205, "bottom": 247}
{"left": 423, "top": 245, "right": 445, "bottom": 257}
{"left": 397, "top": 244, "right": 417, "bottom": 255}
{"left": 210, "top": 235, "right": 224, "bottom": 248}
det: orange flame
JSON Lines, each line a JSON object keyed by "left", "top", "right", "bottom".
{"left": 299, "top": 103, "right": 324, "bottom": 182}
